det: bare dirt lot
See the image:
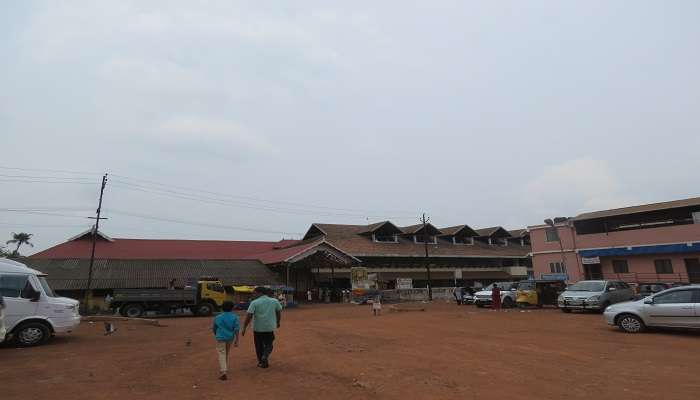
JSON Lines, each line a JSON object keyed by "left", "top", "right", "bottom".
{"left": 2, "top": 303, "right": 699, "bottom": 400}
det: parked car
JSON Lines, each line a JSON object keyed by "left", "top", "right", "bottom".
{"left": 474, "top": 282, "right": 519, "bottom": 308}
{"left": 0, "top": 259, "right": 81, "bottom": 347}
{"left": 604, "top": 285, "right": 700, "bottom": 333}
{"left": 635, "top": 283, "right": 671, "bottom": 300}
{"left": 515, "top": 279, "right": 566, "bottom": 308}
{"left": 461, "top": 287, "right": 477, "bottom": 304}
{"left": 558, "top": 280, "right": 635, "bottom": 313}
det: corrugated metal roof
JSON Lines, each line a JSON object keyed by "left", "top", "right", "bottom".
{"left": 23, "top": 259, "right": 282, "bottom": 290}
{"left": 572, "top": 197, "right": 700, "bottom": 221}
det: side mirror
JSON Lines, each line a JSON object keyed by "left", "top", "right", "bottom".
{"left": 608, "top": 287, "right": 617, "bottom": 292}
{"left": 30, "top": 287, "right": 41, "bottom": 302}
{"left": 644, "top": 297, "right": 654, "bottom": 305}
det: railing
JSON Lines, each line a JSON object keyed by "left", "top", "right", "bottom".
{"left": 602, "top": 272, "right": 689, "bottom": 283}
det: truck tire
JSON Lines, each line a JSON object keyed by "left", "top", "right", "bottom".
{"left": 194, "top": 302, "right": 214, "bottom": 316}
{"left": 14, "top": 321, "right": 51, "bottom": 347}
{"left": 122, "top": 303, "right": 145, "bottom": 318}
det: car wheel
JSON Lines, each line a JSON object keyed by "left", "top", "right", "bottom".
{"left": 617, "top": 314, "right": 645, "bottom": 333}
{"left": 14, "top": 322, "right": 51, "bottom": 347}
{"left": 502, "top": 297, "right": 514, "bottom": 308}
{"left": 561, "top": 308, "right": 571, "bottom": 313}
{"left": 122, "top": 303, "right": 145, "bottom": 318}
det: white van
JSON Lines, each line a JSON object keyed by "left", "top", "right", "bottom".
{"left": 0, "top": 258, "right": 80, "bottom": 346}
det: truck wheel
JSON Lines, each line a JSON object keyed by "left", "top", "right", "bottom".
{"left": 14, "top": 322, "right": 51, "bottom": 347}
{"left": 502, "top": 297, "right": 514, "bottom": 308}
{"left": 194, "top": 303, "right": 214, "bottom": 316}
{"left": 122, "top": 304, "right": 145, "bottom": 318}
{"left": 617, "top": 314, "right": 645, "bottom": 333}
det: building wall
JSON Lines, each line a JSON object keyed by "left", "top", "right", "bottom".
{"left": 599, "top": 253, "right": 699, "bottom": 282}
{"left": 531, "top": 222, "right": 700, "bottom": 283}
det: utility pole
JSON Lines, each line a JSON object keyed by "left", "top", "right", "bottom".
{"left": 83, "top": 173, "right": 108, "bottom": 314}
{"left": 421, "top": 213, "right": 433, "bottom": 301}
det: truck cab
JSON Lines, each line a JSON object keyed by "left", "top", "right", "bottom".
{"left": 0, "top": 259, "right": 81, "bottom": 347}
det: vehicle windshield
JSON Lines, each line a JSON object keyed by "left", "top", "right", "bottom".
{"left": 38, "top": 276, "right": 57, "bottom": 297}
{"left": 484, "top": 282, "right": 513, "bottom": 291}
{"left": 566, "top": 281, "right": 605, "bottom": 292}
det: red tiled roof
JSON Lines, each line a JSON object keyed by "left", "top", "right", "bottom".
{"left": 30, "top": 237, "right": 300, "bottom": 260}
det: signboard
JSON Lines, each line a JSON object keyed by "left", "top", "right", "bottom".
{"left": 581, "top": 256, "right": 600, "bottom": 265}
{"left": 351, "top": 267, "right": 369, "bottom": 289}
{"left": 454, "top": 269, "right": 462, "bottom": 279}
{"left": 396, "top": 278, "right": 413, "bottom": 289}
{"left": 541, "top": 273, "right": 568, "bottom": 281}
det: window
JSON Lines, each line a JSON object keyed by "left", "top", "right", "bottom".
{"left": 502, "top": 238, "right": 509, "bottom": 246}
{"left": 453, "top": 237, "right": 474, "bottom": 245}
{"left": 654, "top": 259, "right": 674, "bottom": 274}
{"left": 0, "top": 274, "right": 29, "bottom": 297}
{"left": 545, "top": 228, "right": 559, "bottom": 242}
{"left": 653, "top": 290, "right": 694, "bottom": 304}
{"left": 549, "top": 262, "right": 566, "bottom": 274}
{"left": 414, "top": 235, "right": 437, "bottom": 244}
{"left": 373, "top": 234, "right": 398, "bottom": 243}
{"left": 612, "top": 260, "right": 629, "bottom": 274}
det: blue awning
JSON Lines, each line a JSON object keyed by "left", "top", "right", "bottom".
{"left": 579, "top": 242, "right": 700, "bottom": 258}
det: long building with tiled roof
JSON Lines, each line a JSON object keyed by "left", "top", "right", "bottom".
{"left": 25, "top": 220, "right": 531, "bottom": 301}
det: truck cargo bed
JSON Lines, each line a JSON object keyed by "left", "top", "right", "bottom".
{"left": 112, "top": 288, "right": 197, "bottom": 303}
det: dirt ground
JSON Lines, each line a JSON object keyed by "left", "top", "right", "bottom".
{"left": 1, "top": 303, "right": 699, "bottom": 400}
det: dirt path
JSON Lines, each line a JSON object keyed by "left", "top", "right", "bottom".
{"left": 1, "top": 303, "right": 698, "bottom": 400}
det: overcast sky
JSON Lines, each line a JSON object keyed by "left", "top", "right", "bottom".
{"left": 1, "top": 1, "right": 699, "bottom": 254}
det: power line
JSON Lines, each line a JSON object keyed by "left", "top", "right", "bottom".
{"left": 106, "top": 208, "right": 303, "bottom": 236}
{"left": 111, "top": 174, "right": 416, "bottom": 216}
{"left": 109, "top": 179, "right": 417, "bottom": 220}
{"left": 0, "top": 179, "right": 97, "bottom": 185}
{"left": 0, "top": 165, "right": 100, "bottom": 176}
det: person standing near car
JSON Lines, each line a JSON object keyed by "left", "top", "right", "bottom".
{"left": 242, "top": 287, "right": 282, "bottom": 368}
{"left": 491, "top": 284, "right": 502, "bottom": 311}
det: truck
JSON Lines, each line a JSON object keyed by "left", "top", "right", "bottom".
{"left": 108, "top": 278, "right": 226, "bottom": 318}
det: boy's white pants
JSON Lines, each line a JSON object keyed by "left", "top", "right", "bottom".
{"left": 216, "top": 341, "right": 232, "bottom": 374}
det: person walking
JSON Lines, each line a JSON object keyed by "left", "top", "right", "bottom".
{"left": 491, "top": 284, "right": 502, "bottom": 311}
{"left": 453, "top": 286, "right": 463, "bottom": 305}
{"left": 307, "top": 289, "right": 313, "bottom": 303}
{"left": 242, "top": 287, "right": 282, "bottom": 368}
{"left": 212, "top": 301, "right": 240, "bottom": 381}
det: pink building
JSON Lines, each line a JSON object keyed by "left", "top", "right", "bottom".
{"left": 529, "top": 197, "right": 700, "bottom": 284}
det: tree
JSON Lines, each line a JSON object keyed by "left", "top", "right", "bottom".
{"left": 6, "top": 232, "right": 34, "bottom": 257}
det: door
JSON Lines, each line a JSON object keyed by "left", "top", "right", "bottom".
{"left": 646, "top": 289, "right": 697, "bottom": 327}
{"left": 584, "top": 264, "right": 603, "bottom": 280}
{"left": 0, "top": 273, "right": 39, "bottom": 331}
{"left": 685, "top": 258, "right": 700, "bottom": 283}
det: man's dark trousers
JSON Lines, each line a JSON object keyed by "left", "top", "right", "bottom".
{"left": 254, "top": 332, "right": 275, "bottom": 363}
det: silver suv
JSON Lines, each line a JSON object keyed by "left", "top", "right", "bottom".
{"left": 558, "top": 280, "right": 635, "bottom": 312}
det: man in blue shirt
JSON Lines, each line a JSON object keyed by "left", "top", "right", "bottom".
{"left": 212, "top": 301, "right": 240, "bottom": 380}
{"left": 242, "top": 287, "right": 282, "bottom": 368}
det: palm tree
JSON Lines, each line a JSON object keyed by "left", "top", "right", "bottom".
{"left": 6, "top": 232, "right": 34, "bottom": 256}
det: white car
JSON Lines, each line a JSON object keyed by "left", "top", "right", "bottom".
{"left": 604, "top": 285, "right": 700, "bottom": 333}
{"left": 473, "top": 282, "right": 518, "bottom": 308}
{"left": 0, "top": 259, "right": 81, "bottom": 346}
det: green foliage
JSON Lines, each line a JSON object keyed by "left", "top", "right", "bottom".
{"left": 5, "top": 232, "right": 34, "bottom": 257}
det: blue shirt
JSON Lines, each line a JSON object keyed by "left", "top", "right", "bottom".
{"left": 247, "top": 295, "right": 282, "bottom": 332}
{"left": 213, "top": 312, "right": 240, "bottom": 342}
